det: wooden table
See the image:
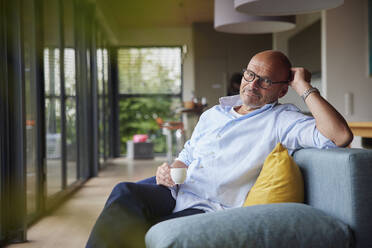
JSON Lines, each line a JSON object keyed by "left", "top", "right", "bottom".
{"left": 348, "top": 122, "right": 372, "bottom": 138}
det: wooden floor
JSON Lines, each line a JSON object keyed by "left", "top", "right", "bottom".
{"left": 6, "top": 157, "right": 164, "bottom": 248}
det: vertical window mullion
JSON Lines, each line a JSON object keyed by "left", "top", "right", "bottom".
{"left": 5, "top": 0, "right": 27, "bottom": 243}
{"left": 108, "top": 48, "right": 120, "bottom": 157}
{"left": 59, "top": 0, "right": 67, "bottom": 190}
{"left": 0, "top": 0, "right": 7, "bottom": 243}
{"left": 90, "top": 11, "right": 98, "bottom": 177}
{"left": 33, "top": 0, "right": 46, "bottom": 217}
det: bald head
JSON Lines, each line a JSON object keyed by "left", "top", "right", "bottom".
{"left": 249, "top": 50, "right": 292, "bottom": 81}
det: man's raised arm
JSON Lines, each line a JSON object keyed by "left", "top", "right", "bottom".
{"left": 289, "top": 67, "right": 353, "bottom": 147}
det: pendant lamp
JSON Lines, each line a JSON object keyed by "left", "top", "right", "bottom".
{"left": 214, "top": 0, "right": 295, "bottom": 34}
{"left": 234, "top": 0, "right": 344, "bottom": 16}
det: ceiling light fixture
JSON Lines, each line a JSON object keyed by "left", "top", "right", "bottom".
{"left": 214, "top": 0, "right": 295, "bottom": 34}
{"left": 234, "top": 0, "right": 344, "bottom": 16}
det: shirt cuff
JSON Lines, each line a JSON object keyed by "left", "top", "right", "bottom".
{"left": 316, "top": 130, "right": 337, "bottom": 148}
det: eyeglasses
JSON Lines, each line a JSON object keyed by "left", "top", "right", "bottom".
{"left": 242, "top": 69, "right": 290, "bottom": 89}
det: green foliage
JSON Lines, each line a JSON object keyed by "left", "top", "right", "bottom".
{"left": 117, "top": 47, "right": 182, "bottom": 155}
{"left": 119, "top": 97, "right": 181, "bottom": 154}
{"left": 118, "top": 48, "right": 181, "bottom": 94}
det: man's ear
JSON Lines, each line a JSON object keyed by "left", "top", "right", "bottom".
{"left": 278, "top": 85, "right": 288, "bottom": 98}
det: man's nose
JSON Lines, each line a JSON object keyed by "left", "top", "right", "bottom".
{"left": 250, "top": 78, "right": 260, "bottom": 89}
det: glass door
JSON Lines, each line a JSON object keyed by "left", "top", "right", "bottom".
{"left": 23, "top": 0, "right": 38, "bottom": 216}
{"left": 44, "top": 0, "right": 63, "bottom": 196}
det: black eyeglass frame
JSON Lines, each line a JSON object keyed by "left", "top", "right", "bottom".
{"left": 242, "top": 69, "right": 290, "bottom": 89}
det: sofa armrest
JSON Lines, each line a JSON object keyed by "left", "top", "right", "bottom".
{"left": 293, "top": 148, "right": 372, "bottom": 248}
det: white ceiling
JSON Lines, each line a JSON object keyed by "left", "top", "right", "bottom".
{"left": 96, "top": 0, "right": 214, "bottom": 33}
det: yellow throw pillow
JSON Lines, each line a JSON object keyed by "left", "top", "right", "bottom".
{"left": 244, "top": 143, "right": 304, "bottom": 206}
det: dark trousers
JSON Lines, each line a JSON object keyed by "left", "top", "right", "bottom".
{"left": 86, "top": 176, "right": 204, "bottom": 248}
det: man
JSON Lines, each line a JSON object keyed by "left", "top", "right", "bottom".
{"left": 86, "top": 50, "right": 353, "bottom": 248}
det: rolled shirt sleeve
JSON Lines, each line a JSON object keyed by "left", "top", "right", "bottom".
{"left": 276, "top": 105, "right": 337, "bottom": 154}
{"left": 176, "top": 109, "right": 211, "bottom": 166}
{"left": 176, "top": 140, "right": 194, "bottom": 166}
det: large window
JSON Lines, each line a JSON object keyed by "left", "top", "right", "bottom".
{"left": 118, "top": 47, "right": 181, "bottom": 95}
{"left": 1, "top": 0, "right": 110, "bottom": 244}
{"left": 117, "top": 47, "right": 182, "bottom": 155}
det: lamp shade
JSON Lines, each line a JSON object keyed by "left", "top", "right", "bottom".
{"left": 234, "top": 0, "right": 344, "bottom": 16}
{"left": 214, "top": 0, "right": 295, "bottom": 34}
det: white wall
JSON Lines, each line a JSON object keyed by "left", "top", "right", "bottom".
{"left": 193, "top": 23, "right": 272, "bottom": 106}
{"left": 115, "top": 27, "right": 195, "bottom": 101}
{"left": 323, "top": 0, "right": 372, "bottom": 122}
{"left": 273, "top": 13, "right": 321, "bottom": 112}
{"left": 273, "top": 13, "right": 321, "bottom": 56}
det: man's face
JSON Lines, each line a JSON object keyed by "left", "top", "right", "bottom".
{"left": 240, "top": 54, "right": 288, "bottom": 110}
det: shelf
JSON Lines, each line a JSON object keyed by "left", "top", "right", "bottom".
{"left": 176, "top": 104, "right": 208, "bottom": 115}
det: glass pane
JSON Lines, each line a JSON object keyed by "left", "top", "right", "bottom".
{"left": 103, "top": 48, "right": 108, "bottom": 87}
{"left": 44, "top": 0, "right": 62, "bottom": 196}
{"left": 118, "top": 97, "right": 182, "bottom": 155}
{"left": 45, "top": 98, "right": 62, "bottom": 195}
{"left": 23, "top": 0, "right": 37, "bottom": 215}
{"left": 99, "top": 95, "right": 105, "bottom": 162}
{"left": 66, "top": 98, "right": 77, "bottom": 185}
{"left": 103, "top": 47, "right": 110, "bottom": 159}
{"left": 64, "top": 48, "right": 75, "bottom": 96}
{"left": 97, "top": 48, "right": 105, "bottom": 161}
{"left": 44, "top": 48, "right": 61, "bottom": 96}
{"left": 63, "top": 0, "right": 77, "bottom": 184}
{"left": 118, "top": 47, "right": 182, "bottom": 94}
{"left": 105, "top": 97, "right": 110, "bottom": 158}
{"left": 63, "top": 0, "right": 76, "bottom": 96}
{"left": 97, "top": 48, "right": 103, "bottom": 94}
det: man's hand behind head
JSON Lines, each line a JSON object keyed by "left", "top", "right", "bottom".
{"left": 289, "top": 67, "right": 312, "bottom": 96}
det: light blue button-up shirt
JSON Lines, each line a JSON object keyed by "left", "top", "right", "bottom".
{"left": 172, "top": 95, "right": 336, "bottom": 213}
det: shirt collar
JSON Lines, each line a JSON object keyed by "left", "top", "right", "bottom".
{"left": 219, "top": 95, "right": 242, "bottom": 107}
{"left": 219, "top": 94, "right": 278, "bottom": 110}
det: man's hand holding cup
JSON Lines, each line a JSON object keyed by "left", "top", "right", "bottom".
{"left": 156, "top": 162, "right": 187, "bottom": 187}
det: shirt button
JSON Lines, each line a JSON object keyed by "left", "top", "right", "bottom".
{"left": 190, "top": 179, "right": 195, "bottom": 183}
{"left": 217, "top": 134, "right": 221, "bottom": 138}
{"left": 200, "top": 165, "right": 204, "bottom": 168}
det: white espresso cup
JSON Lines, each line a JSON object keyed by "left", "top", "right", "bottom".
{"left": 170, "top": 167, "right": 187, "bottom": 184}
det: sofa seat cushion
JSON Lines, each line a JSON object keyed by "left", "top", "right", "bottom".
{"left": 145, "top": 203, "right": 353, "bottom": 248}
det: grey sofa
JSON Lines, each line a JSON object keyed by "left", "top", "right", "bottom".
{"left": 145, "top": 148, "right": 372, "bottom": 248}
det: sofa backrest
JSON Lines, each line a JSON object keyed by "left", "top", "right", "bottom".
{"left": 294, "top": 148, "right": 372, "bottom": 248}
